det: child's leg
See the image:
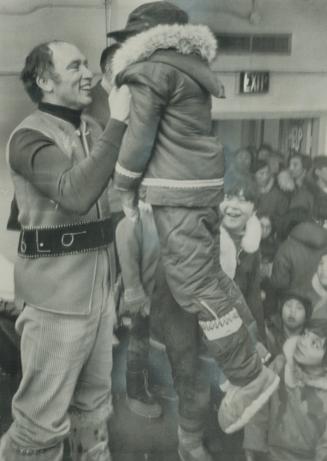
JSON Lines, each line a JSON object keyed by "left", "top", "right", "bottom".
{"left": 152, "top": 206, "right": 260, "bottom": 385}
{"left": 152, "top": 206, "right": 279, "bottom": 433}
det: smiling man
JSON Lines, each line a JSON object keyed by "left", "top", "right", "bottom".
{"left": 0, "top": 41, "right": 130, "bottom": 461}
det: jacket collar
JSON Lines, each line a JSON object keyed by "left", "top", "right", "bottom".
{"left": 112, "top": 24, "right": 223, "bottom": 97}
{"left": 220, "top": 214, "right": 261, "bottom": 279}
{"left": 38, "top": 102, "right": 82, "bottom": 129}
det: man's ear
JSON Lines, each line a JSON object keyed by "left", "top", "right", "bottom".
{"left": 36, "top": 75, "right": 54, "bottom": 94}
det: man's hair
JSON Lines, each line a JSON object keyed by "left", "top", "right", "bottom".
{"left": 100, "top": 43, "right": 121, "bottom": 74}
{"left": 20, "top": 40, "right": 63, "bottom": 103}
{"left": 224, "top": 168, "right": 258, "bottom": 205}
{"left": 288, "top": 152, "right": 311, "bottom": 171}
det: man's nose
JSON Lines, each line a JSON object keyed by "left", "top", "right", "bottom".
{"left": 83, "top": 66, "right": 93, "bottom": 79}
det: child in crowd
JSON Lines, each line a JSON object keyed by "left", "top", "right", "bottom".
{"left": 244, "top": 305, "right": 327, "bottom": 461}
{"left": 265, "top": 292, "right": 312, "bottom": 358}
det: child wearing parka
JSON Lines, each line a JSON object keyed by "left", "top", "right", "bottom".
{"left": 244, "top": 304, "right": 327, "bottom": 461}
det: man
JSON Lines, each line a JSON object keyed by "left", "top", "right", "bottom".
{"left": 0, "top": 40, "right": 130, "bottom": 461}
{"left": 84, "top": 43, "right": 120, "bottom": 129}
{"left": 278, "top": 153, "right": 314, "bottom": 215}
{"left": 253, "top": 159, "right": 289, "bottom": 237}
{"left": 308, "top": 155, "right": 327, "bottom": 227}
{"left": 84, "top": 43, "right": 123, "bottom": 218}
{"left": 271, "top": 219, "right": 327, "bottom": 307}
{"left": 109, "top": 0, "right": 279, "bottom": 443}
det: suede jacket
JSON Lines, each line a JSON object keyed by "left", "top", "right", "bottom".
{"left": 112, "top": 23, "right": 224, "bottom": 207}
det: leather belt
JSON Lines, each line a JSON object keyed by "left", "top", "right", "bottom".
{"left": 18, "top": 218, "right": 114, "bottom": 258}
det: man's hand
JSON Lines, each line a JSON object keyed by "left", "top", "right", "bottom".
{"left": 109, "top": 85, "right": 130, "bottom": 123}
{"left": 120, "top": 190, "right": 139, "bottom": 223}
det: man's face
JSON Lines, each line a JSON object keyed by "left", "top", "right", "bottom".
{"left": 255, "top": 166, "right": 271, "bottom": 189}
{"left": 235, "top": 150, "right": 252, "bottom": 171}
{"left": 47, "top": 42, "right": 93, "bottom": 110}
{"left": 317, "top": 254, "right": 327, "bottom": 289}
{"left": 294, "top": 329, "right": 326, "bottom": 368}
{"left": 220, "top": 192, "right": 254, "bottom": 232}
{"left": 315, "top": 166, "right": 327, "bottom": 187}
{"left": 282, "top": 298, "right": 306, "bottom": 332}
{"left": 289, "top": 157, "right": 304, "bottom": 180}
{"left": 257, "top": 148, "right": 270, "bottom": 161}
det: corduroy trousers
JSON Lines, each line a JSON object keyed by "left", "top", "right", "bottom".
{"left": 0, "top": 250, "right": 115, "bottom": 461}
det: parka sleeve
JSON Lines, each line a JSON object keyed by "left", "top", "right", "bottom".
{"left": 114, "top": 63, "right": 169, "bottom": 191}
{"left": 271, "top": 242, "right": 293, "bottom": 292}
{"left": 243, "top": 356, "right": 284, "bottom": 454}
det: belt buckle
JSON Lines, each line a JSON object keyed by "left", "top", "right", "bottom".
{"left": 61, "top": 231, "right": 87, "bottom": 248}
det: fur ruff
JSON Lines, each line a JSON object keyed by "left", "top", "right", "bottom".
{"left": 278, "top": 169, "right": 295, "bottom": 192}
{"left": 283, "top": 337, "right": 327, "bottom": 390}
{"left": 112, "top": 23, "right": 217, "bottom": 81}
{"left": 312, "top": 273, "right": 327, "bottom": 300}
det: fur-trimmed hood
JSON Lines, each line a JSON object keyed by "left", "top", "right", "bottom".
{"left": 220, "top": 214, "right": 261, "bottom": 279}
{"left": 283, "top": 336, "right": 327, "bottom": 390}
{"left": 112, "top": 23, "right": 224, "bottom": 97}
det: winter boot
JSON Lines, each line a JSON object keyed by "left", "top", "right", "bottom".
{"left": 218, "top": 365, "right": 280, "bottom": 434}
{"left": 177, "top": 426, "right": 213, "bottom": 461}
{"left": 69, "top": 418, "right": 111, "bottom": 461}
{"left": 126, "top": 369, "right": 162, "bottom": 419}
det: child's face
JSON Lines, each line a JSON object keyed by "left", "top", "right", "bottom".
{"left": 220, "top": 192, "right": 254, "bottom": 232}
{"left": 282, "top": 299, "right": 306, "bottom": 331}
{"left": 294, "top": 329, "right": 326, "bottom": 367}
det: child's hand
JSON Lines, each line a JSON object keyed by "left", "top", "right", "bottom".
{"left": 120, "top": 190, "right": 139, "bottom": 223}
{"left": 120, "top": 285, "right": 150, "bottom": 318}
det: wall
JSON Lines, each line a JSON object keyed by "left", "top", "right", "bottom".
{"left": 0, "top": 0, "right": 327, "bottom": 258}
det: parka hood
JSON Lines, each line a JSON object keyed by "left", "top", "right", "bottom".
{"left": 112, "top": 23, "right": 224, "bottom": 97}
{"left": 283, "top": 336, "right": 327, "bottom": 390}
{"left": 289, "top": 221, "right": 327, "bottom": 250}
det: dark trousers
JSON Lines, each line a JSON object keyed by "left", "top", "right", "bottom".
{"left": 152, "top": 206, "right": 261, "bottom": 387}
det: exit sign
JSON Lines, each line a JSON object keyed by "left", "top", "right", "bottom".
{"left": 240, "top": 71, "right": 269, "bottom": 94}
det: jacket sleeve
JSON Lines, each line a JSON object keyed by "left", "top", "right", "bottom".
{"left": 9, "top": 119, "right": 126, "bottom": 215}
{"left": 114, "top": 63, "right": 169, "bottom": 191}
{"left": 243, "top": 400, "right": 269, "bottom": 453}
{"left": 271, "top": 242, "right": 293, "bottom": 292}
{"left": 242, "top": 252, "right": 266, "bottom": 343}
{"left": 243, "top": 355, "right": 284, "bottom": 454}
